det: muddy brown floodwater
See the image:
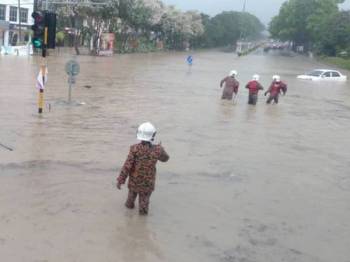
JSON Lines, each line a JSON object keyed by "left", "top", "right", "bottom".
{"left": 0, "top": 49, "right": 350, "bottom": 262}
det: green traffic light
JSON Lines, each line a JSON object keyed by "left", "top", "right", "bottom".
{"left": 32, "top": 39, "right": 42, "bottom": 48}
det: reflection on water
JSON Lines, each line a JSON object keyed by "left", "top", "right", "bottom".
{"left": 118, "top": 215, "right": 163, "bottom": 262}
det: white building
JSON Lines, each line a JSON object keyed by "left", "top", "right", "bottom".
{"left": 0, "top": 0, "right": 33, "bottom": 47}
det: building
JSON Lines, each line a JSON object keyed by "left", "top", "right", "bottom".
{"left": 0, "top": 0, "right": 33, "bottom": 47}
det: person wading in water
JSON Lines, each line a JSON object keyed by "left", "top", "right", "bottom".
{"left": 220, "top": 70, "right": 239, "bottom": 101}
{"left": 265, "top": 75, "right": 287, "bottom": 104}
{"left": 116, "top": 122, "right": 169, "bottom": 215}
{"left": 245, "top": 74, "right": 264, "bottom": 105}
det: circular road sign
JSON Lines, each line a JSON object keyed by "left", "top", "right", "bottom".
{"left": 65, "top": 60, "right": 80, "bottom": 76}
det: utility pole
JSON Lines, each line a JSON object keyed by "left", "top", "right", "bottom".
{"left": 243, "top": 0, "right": 247, "bottom": 13}
{"left": 237, "top": 0, "right": 247, "bottom": 55}
{"left": 33, "top": 0, "right": 38, "bottom": 11}
{"left": 18, "top": 0, "right": 21, "bottom": 44}
{"left": 32, "top": 11, "right": 56, "bottom": 114}
{"left": 240, "top": 0, "right": 247, "bottom": 40}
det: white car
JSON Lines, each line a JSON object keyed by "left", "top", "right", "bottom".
{"left": 297, "top": 69, "right": 347, "bottom": 81}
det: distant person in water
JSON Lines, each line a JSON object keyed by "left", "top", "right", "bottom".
{"left": 265, "top": 75, "right": 287, "bottom": 104}
{"left": 220, "top": 70, "right": 239, "bottom": 100}
{"left": 116, "top": 122, "right": 169, "bottom": 215}
{"left": 245, "top": 74, "right": 264, "bottom": 105}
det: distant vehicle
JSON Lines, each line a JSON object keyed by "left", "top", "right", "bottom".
{"left": 297, "top": 69, "right": 347, "bottom": 81}
{"left": 263, "top": 41, "right": 290, "bottom": 52}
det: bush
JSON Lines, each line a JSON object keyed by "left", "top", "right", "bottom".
{"left": 56, "top": 31, "right": 65, "bottom": 46}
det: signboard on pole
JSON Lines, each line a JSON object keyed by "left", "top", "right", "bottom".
{"left": 65, "top": 60, "right": 80, "bottom": 76}
{"left": 65, "top": 60, "right": 80, "bottom": 103}
{"left": 187, "top": 55, "right": 193, "bottom": 66}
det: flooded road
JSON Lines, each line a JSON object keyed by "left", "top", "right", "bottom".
{"left": 1, "top": 50, "right": 350, "bottom": 262}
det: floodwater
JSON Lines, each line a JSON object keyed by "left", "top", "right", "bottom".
{"left": 0, "top": 49, "right": 350, "bottom": 262}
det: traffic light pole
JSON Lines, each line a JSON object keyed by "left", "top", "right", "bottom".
{"left": 38, "top": 27, "right": 48, "bottom": 114}
{"left": 32, "top": 10, "right": 56, "bottom": 114}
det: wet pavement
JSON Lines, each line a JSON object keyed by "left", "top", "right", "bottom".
{"left": 1, "top": 50, "right": 350, "bottom": 262}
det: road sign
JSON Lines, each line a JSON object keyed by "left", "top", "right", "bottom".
{"left": 187, "top": 55, "right": 193, "bottom": 66}
{"left": 65, "top": 59, "right": 79, "bottom": 104}
{"left": 65, "top": 60, "right": 80, "bottom": 76}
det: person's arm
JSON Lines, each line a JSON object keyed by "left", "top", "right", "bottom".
{"left": 245, "top": 82, "right": 250, "bottom": 89}
{"left": 116, "top": 147, "right": 135, "bottom": 189}
{"left": 220, "top": 77, "right": 227, "bottom": 88}
{"left": 265, "top": 83, "right": 272, "bottom": 96}
{"left": 281, "top": 83, "right": 287, "bottom": 95}
{"left": 258, "top": 82, "right": 264, "bottom": 90}
{"left": 157, "top": 145, "right": 169, "bottom": 162}
{"left": 234, "top": 81, "right": 240, "bottom": 94}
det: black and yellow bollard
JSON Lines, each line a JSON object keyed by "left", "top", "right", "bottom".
{"left": 38, "top": 88, "right": 44, "bottom": 114}
{"left": 38, "top": 65, "right": 46, "bottom": 114}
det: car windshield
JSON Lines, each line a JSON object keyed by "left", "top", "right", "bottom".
{"left": 306, "top": 70, "right": 324, "bottom": 76}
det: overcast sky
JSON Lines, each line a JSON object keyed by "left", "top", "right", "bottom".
{"left": 162, "top": 0, "right": 350, "bottom": 25}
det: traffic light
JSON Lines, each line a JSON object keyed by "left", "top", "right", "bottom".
{"left": 45, "top": 12, "right": 56, "bottom": 49}
{"left": 31, "top": 11, "right": 57, "bottom": 57}
{"left": 31, "top": 11, "right": 45, "bottom": 49}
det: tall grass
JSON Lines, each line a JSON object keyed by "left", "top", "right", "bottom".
{"left": 321, "top": 57, "right": 350, "bottom": 71}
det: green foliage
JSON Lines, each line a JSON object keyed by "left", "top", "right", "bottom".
{"left": 195, "top": 11, "right": 264, "bottom": 48}
{"left": 56, "top": 31, "right": 65, "bottom": 43}
{"left": 269, "top": 0, "right": 318, "bottom": 47}
{"left": 269, "top": 0, "right": 349, "bottom": 56}
{"left": 316, "top": 11, "right": 350, "bottom": 56}
{"left": 307, "top": 0, "right": 339, "bottom": 43}
{"left": 321, "top": 56, "right": 350, "bottom": 70}
{"left": 53, "top": 0, "right": 264, "bottom": 53}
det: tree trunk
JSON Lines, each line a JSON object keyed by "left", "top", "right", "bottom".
{"left": 72, "top": 8, "right": 80, "bottom": 55}
{"left": 74, "top": 31, "right": 80, "bottom": 55}
{"left": 91, "top": 34, "right": 99, "bottom": 55}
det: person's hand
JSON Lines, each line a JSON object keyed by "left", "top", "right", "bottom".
{"left": 116, "top": 182, "right": 122, "bottom": 190}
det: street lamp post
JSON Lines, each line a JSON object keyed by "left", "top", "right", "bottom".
{"left": 240, "top": 0, "right": 247, "bottom": 41}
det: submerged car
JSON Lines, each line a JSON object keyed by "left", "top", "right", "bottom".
{"left": 297, "top": 69, "right": 347, "bottom": 81}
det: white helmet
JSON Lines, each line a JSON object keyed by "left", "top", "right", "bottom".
{"left": 253, "top": 74, "right": 260, "bottom": 81}
{"left": 137, "top": 122, "right": 156, "bottom": 142}
{"left": 272, "top": 75, "right": 281, "bottom": 82}
{"left": 229, "top": 70, "right": 238, "bottom": 77}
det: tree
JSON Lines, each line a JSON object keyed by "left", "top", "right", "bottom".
{"left": 269, "top": 0, "right": 344, "bottom": 52}
{"left": 316, "top": 10, "right": 350, "bottom": 55}
{"left": 199, "top": 11, "right": 264, "bottom": 48}
{"left": 269, "top": 0, "right": 317, "bottom": 50}
{"left": 157, "top": 6, "right": 204, "bottom": 49}
{"left": 307, "top": 0, "right": 339, "bottom": 43}
{"left": 52, "top": 0, "right": 263, "bottom": 53}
